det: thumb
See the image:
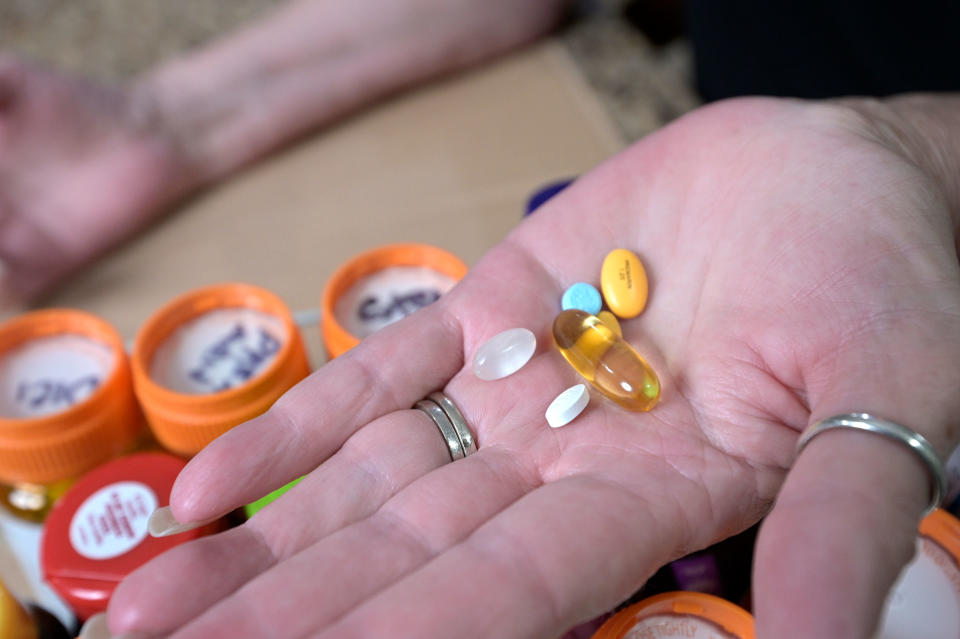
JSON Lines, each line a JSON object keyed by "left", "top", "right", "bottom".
{"left": 753, "top": 310, "right": 960, "bottom": 638}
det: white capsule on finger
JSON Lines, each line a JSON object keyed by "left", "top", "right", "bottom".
{"left": 472, "top": 328, "right": 537, "bottom": 381}
{"left": 546, "top": 384, "right": 589, "bottom": 428}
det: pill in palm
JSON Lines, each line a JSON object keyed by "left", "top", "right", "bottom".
{"left": 553, "top": 309, "right": 660, "bottom": 411}
{"left": 472, "top": 328, "right": 537, "bottom": 381}
{"left": 546, "top": 384, "right": 589, "bottom": 428}
{"left": 596, "top": 310, "right": 622, "bottom": 337}
{"left": 561, "top": 282, "right": 603, "bottom": 315}
{"left": 601, "top": 248, "right": 648, "bottom": 318}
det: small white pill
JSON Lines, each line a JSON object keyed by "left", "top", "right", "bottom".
{"left": 546, "top": 384, "right": 589, "bottom": 428}
{"left": 472, "top": 328, "right": 537, "bottom": 381}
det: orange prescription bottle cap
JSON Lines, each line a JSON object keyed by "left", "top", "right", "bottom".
{"left": 131, "top": 283, "right": 309, "bottom": 457}
{"left": 40, "top": 453, "right": 219, "bottom": 621}
{"left": 321, "top": 243, "right": 468, "bottom": 359}
{"left": 0, "top": 310, "right": 140, "bottom": 485}
{"left": 875, "top": 508, "right": 960, "bottom": 638}
{"left": 591, "top": 592, "right": 755, "bottom": 639}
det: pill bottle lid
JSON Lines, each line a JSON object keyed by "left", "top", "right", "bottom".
{"left": 876, "top": 508, "right": 960, "bottom": 639}
{"left": 40, "top": 453, "right": 217, "bottom": 620}
{"left": 321, "top": 243, "right": 468, "bottom": 359}
{"left": 131, "top": 283, "right": 309, "bottom": 456}
{"left": 0, "top": 310, "right": 140, "bottom": 485}
{"left": 591, "top": 592, "right": 754, "bottom": 639}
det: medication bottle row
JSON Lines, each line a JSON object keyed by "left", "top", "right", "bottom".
{"left": 0, "top": 244, "right": 467, "bottom": 631}
{"left": 0, "top": 243, "right": 467, "bottom": 522}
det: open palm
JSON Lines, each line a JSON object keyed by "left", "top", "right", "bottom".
{"left": 108, "top": 98, "right": 960, "bottom": 639}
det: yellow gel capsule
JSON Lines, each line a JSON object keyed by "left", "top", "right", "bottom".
{"left": 596, "top": 310, "right": 622, "bottom": 337}
{"left": 601, "top": 248, "right": 648, "bottom": 318}
{"left": 553, "top": 309, "right": 660, "bottom": 412}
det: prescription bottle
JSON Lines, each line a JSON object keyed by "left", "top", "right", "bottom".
{"left": 40, "top": 453, "right": 222, "bottom": 620}
{"left": 0, "top": 310, "right": 142, "bottom": 522}
{"left": 131, "top": 283, "right": 309, "bottom": 457}
{"left": 876, "top": 508, "right": 960, "bottom": 638}
{"left": 0, "top": 579, "right": 71, "bottom": 639}
{"left": 590, "top": 592, "right": 754, "bottom": 639}
{"left": 321, "top": 243, "right": 468, "bottom": 358}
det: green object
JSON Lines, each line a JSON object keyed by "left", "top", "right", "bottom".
{"left": 244, "top": 476, "right": 304, "bottom": 517}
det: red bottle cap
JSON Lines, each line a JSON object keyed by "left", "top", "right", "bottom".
{"left": 40, "top": 453, "right": 217, "bottom": 620}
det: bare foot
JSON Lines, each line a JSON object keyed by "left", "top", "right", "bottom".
{"left": 0, "top": 56, "right": 198, "bottom": 305}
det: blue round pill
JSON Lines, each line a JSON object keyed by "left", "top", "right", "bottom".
{"left": 561, "top": 282, "right": 602, "bottom": 315}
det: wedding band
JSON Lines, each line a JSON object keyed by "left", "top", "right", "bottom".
{"left": 797, "top": 413, "right": 948, "bottom": 517}
{"left": 428, "top": 392, "right": 477, "bottom": 456}
{"left": 415, "top": 399, "right": 465, "bottom": 461}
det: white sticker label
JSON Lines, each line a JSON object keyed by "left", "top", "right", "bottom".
{"left": 68, "top": 481, "right": 158, "bottom": 560}
{"left": 625, "top": 615, "right": 738, "bottom": 639}
{"left": 334, "top": 266, "right": 455, "bottom": 339}
{"left": 877, "top": 536, "right": 960, "bottom": 638}
{"left": 150, "top": 308, "right": 287, "bottom": 394}
{"left": 0, "top": 334, "right": 115, "bottom": 418}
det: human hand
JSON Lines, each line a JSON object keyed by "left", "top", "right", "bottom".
{"left": 107, "top": 97, "right": 960, "bottom": 638}
{"left": 0, "top": 56, "right": 191, "bottom": 306}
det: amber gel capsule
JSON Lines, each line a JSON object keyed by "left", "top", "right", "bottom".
{"left": 552, "top": 309, "right": 660, "bottom": 411}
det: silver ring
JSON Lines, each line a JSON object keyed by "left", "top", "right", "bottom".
{"left": 415, "top": 400, "right": 465, "bottom": 461}
{"left": 797, "top": 413, "right": 947, "bottom": 517}
{"left": 429, "top": 392, "right": 477, "bottom": 456}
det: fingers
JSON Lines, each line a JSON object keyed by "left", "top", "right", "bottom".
{"left": 109, "top": 408, "right": 456, "bottom": 635}
{"left": 314, "top": 475, "right": 681, "bottom": 639}
{"left": 164, "top": 445, "right": 536, "bottom": 639}
{"left": 754, "top": 430, "right": 928, "bottom": 638}
{"left": 755, "top": 309, "right": 960, "bottom": 637}
{"left": 169, "top": 302, "right": 463, "bottom": 522}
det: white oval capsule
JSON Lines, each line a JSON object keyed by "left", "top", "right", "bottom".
{"left": 472, "top": 328, "right": 537, "bottom": 381}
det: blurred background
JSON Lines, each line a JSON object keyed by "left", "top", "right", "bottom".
{"left": 0, "top": 0, "right": 701, "bottom": 142}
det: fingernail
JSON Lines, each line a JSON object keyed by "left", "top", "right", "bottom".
{"left": 79, "top": 613, "right": 110, "bottom": 639}
{"left": 148, "top": 505, "right": 219, "bottom": 537}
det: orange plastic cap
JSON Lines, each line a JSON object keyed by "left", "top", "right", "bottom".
{"left": 591, "top": 592, "right": 755, "bottom": 639}
{"left": 0, "top": 310, "right": 140, "bottom": 485}
{"left": 920, "top": 508, "right": 960, "bottom": 556}
{"left": 321, "top": 243, "right": 468, "bottom": 359}
{"left": 131, "top": 283, "right": 309, "bottom": 456}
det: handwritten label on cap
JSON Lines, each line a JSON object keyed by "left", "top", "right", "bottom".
{"left": 0, "top": 335, "right": 114, "bottom": 418}
{"left": 335, "top": 266, "right": 456, "bottom": 339}
{"left": 150, "top": 309, "right": 287, "bottom": 395}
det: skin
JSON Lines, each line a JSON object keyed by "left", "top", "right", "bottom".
{"left": 0, "top": 0, "right": 568, "bottom": 304}
{"left": 2, "top": 0, "right": 959, "bottom": 635}
{"left": 0, "top": 57, "right": 192, "bottom": 302}
{"left": 99, "top": 97, "right": 960, "bottom": 638}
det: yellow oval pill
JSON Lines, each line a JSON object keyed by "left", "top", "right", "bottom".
{"left": 596, "top": 310, "right": 622, "bottom": 337}
{"left": 601, "top": 248, "right": 648, "bottom": 318}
